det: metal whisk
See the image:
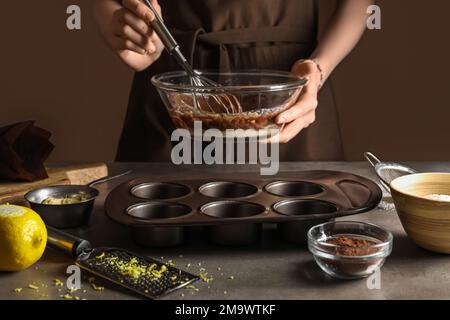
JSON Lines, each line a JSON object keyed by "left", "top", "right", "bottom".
{"left": 143, "top": 0, "right": 242, "bottom": 113}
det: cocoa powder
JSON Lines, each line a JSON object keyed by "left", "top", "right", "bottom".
{"left": 326, "top": 235, "right": 379, "bottom": 256}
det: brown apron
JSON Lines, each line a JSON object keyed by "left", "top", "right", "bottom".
{"left": 116, "top": 0, "right": 344, "bottom": 161}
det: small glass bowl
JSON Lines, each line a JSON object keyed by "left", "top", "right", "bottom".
{"left": 307, "top": 221, "right": 393, "bottom": 279}
{"left": 151, "top": 70, "right": 307, "bottom": 135}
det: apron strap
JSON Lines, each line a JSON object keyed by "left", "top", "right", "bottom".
{"left": 199, "top": 26, "right": 315, "bottom": 70}
{"left": 197, "top": 26, "right": 315, "bottom": 45}
{"left": 171, "top": 28, "right": 206, "bottom": 66}
{"left": 172, "top": 26, "right": 315, "bottom": 70}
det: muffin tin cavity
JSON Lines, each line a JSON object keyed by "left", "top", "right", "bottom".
{"left": 127, "top": 202, "right": 191, "bottom": 247}
{"left": 131, "top": 182, "right": 190, "bottom": 200}
{"left": 127, "top": 202, "right": 192, "bottom": 220}
{"left": 201, "top": 201, "right": 266, "bottom": 219}
{"left": 105, "top": 170, "right": 382, "bottom": 247}
{"left": 201, "top": 201, "right": 265, "bottom": 246}
{"left": 199, "top": 182, "right": 258, "bottom": 198}
{"left": 336, "top": 180, "right": 372, "bottom": 207}
{"left": 273, "top": 200, "right": 338, "bottom": 217}
{"left": 265, "top": 181, "right": 323, "bottom": 197}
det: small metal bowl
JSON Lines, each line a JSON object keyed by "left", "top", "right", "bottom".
{"left": 24, "top": 185, "right": 99, "bottom": 228}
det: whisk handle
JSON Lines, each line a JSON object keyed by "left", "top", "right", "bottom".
{"left": 142, "top": 0, "right": 176, "bottom": 50}
{"left": 142, "top": 0, "right": 196, "bottom": 77}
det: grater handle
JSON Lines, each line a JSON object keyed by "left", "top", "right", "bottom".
{"left": 46, "top": 225, "right": 92, "bottom": 258}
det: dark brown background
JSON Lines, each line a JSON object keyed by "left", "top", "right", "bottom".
{"left": 0, "top": 1, "right": 447, "bottom": 162}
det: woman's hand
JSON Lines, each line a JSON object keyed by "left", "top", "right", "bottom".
{"left": 274, "top": 60, "right": 322, "bottom": 143}
{"left": 93, "top": 0, "right": 164, "bottom": 71}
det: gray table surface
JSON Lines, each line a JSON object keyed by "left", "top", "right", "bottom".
{"left": 1, "top": 162, "right": 450, "bottom": 300}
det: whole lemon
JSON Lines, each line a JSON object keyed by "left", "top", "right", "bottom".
{"left": 0, "top": 204, "right": 47, "bottom": 271}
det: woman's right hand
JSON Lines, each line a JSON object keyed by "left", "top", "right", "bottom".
{"left": 94, "top": 0, "right": 164, "bottom": 71}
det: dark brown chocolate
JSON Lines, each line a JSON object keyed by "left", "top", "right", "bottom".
{"left": 0, "top": 121, "right": 54, "bottom": 182}
{"left": 166, "top": 92, "right": 291, "bottom": 131}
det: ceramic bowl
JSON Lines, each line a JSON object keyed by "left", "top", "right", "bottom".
{"left": 390, "top": 173, "right": 450, "bottom": 253}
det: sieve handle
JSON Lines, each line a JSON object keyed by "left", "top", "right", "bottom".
{"left": 46, "top": 226, "right": 92, "bottom": 259}
{"left": 364, "top": 152, "right": 391, "bottom": 192}
{"left": 364, "top": 152, "right": 382, "bottom": 169}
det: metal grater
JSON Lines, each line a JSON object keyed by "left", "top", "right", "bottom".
{"left": 78, "top": 248, "right": 198, "bottom": 299}
{"left": 46, "top": 226, "right": 199, "bottom": 299}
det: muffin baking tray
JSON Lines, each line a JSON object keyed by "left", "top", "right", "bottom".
{"left": 105, "top": 171, "right": 382, "bottom": 247}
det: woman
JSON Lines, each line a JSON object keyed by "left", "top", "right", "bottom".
{"left": 94, "top": 0, "right": 372, "bottom": 161}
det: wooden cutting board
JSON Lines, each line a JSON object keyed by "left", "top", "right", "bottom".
{"left": 0, "top": 163, "right": 108, "bottom": 206}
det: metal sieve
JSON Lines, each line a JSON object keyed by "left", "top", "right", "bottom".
{"left": 364, "top": 152, "right": 417, "bottom": 193}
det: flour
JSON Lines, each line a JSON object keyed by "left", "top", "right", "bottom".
{"left": 425, "top": 194, "right": 450, "bottom": 201}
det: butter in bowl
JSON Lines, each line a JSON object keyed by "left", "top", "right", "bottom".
{"left": 390, "top": 172, "right": 450, "bottom": 254}
{"left": 24, "top": 185, "right": 99, "bottom": 229}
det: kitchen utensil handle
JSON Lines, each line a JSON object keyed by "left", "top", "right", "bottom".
{"left": 88, "top": 170, "right": 132, "bottom": 188}
{"left": 143, "top": 0, "right": 176, "bottom": 50}
{"left": 142, "top": 0, "right": 195, "bottom": 76}
{"left": 364, "top": 152, "right": 382, "bottom": 168}
{"left": 46, "top": 225, "right": 92, "bottom": 258}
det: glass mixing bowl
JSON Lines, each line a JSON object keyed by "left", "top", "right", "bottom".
{"left": 151, "top": 70, "right": 307, "bottom": 135}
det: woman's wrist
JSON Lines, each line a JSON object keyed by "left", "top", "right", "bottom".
{"left": 293, "top": 59, "right": 324, "bottom": 90}
{"left": 310, "top": 59, "right": 324, "bottom": 89}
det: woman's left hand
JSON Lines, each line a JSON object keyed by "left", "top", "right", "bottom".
{"left": 274, "top": 59, "right": 323, "bottom": 143}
